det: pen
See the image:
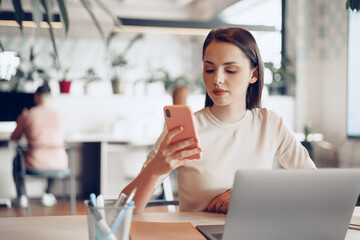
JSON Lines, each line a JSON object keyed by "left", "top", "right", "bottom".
{"left": 123, "top": 188, "right": 137, "bottom": 207}
{"left": 90, "top": 193, "right": 97, "bottom": 207}
{"left": 115, "top": 193, "right": 127, "bottom": 207}
{"left": 108, "top": 193, "right": 128, "bottom": 226}
{"left": 88, "top": 201, "right": 117, "bottom": 240}
{"left": 108, "top": 188, "right": 137, "bottom": 235}
{"left": 96, "top": 194, "right": 105, "bottom": 219}
{"left": 108, "top": 189, "right": 136, "bottom": 226}
{"left": 105, "top": 201, "right": 134, "bottom": 240}
{"left": 121, "top": 201, "right": 134, "bottom": 240}
{"left": 90, "top": 193, "right": 101, "bottom": 240}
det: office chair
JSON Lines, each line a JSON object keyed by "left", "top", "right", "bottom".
{"left": 14, "top": 145, "right": 76, "bottom": 216}
{"left": 312, "top": 140, "right": 339, "bottom": 168}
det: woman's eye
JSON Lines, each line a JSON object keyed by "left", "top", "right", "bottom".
{"left": 226, "top": 70, "right": 237, "bottom": 74}
{"left": 205, "top": 69, "right": 215, "bottom": 73}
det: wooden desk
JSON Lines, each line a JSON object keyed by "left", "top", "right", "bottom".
{"left": 0, "top": 212, "right": 359, "bottom": 239}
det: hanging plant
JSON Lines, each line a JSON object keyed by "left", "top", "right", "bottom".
{"left": 1, "top": 0, "right": 122, "bottom": 68}
{"left": 107, "top": 33, "right": 144, "bottom": 82}
{"left": 346, "top": 0, "right": 360, "bottom": 12}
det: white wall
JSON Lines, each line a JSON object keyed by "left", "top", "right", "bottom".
{"left": 0, "top": 31, "right": 204, "bottom": 91}
{"left": 286, "top": 0, "right": 360, "bottom": 166}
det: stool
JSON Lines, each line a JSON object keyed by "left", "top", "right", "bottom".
{"left": 14, "top": 145, "right": 76, "bottom": 216}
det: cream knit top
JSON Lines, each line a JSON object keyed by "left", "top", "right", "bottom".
{"left": 145, "top": 107, "right": 316, "bottom": 212}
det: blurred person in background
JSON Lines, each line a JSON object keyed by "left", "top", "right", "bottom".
{"left": 11, "top": 83, "right": 68, "bottom": 207}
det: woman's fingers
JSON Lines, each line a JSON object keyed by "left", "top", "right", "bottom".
{"left": 172, "top": 147, "right": 202, "bottom": 161}
{"left": 222, "top": 200, "right": 230, "bottom": 213}
{"left": 162, "top": 147, "right": 201, "bottom": 169}
{"left": 207, "top": 198, "right": 217, "bottom": 212}
{"left": 207, "top": 189, "right": 232, "bottom": 213}
{"left": 153, "top": 126, "right": 201, "bottom": 174}
{"left": 166, "top": 138, "right": 199, "bottom": 154}
{"left": 164, "top": 126, "right": 183, "bottom": 145}
{"left": 162, "top": 127, "right": 200, "bottom": 157}
{"left": 215, "top": 199, "right": 223, "bottom": 213}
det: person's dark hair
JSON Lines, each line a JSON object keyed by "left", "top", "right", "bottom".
{"left": 35, "top": 83, "right": 51, "bottom": 96}
{"left": 202, "top": 27, "right": 264, "bottom": 109}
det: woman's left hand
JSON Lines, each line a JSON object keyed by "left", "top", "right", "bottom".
{"left": 207, "top": 189, "right": 232, "bottom": 213}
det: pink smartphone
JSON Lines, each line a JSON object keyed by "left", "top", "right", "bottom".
{"left": 163, "top": 105, "right": 201, "bottom": 159}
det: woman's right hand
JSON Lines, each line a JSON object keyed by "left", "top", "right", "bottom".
{"left": 149, "top": 126, "right": 202, "bottom": 176}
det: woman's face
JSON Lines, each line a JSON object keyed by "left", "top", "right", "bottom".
{"left": 203, "top": 40, "right": 258, "bottom": 108}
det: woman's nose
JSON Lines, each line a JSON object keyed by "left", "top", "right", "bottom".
{"left": 214, "top": 70, "right": 224, "bottom": 85}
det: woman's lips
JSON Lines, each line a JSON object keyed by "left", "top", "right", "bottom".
{"left": 212, "top": 89, "right": 228, "bottom": 96}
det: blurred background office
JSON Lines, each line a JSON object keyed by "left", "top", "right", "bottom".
{"left": 0, "top": 0, "right": 359, "bottom": 213}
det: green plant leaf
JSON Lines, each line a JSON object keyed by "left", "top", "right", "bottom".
{"left": 122, "top": 33, "right": 144, "bottom": 57}
{"left": 348, "top": 0, "right": 360, "bottom": 11}
{"left": 12, "top": 0, "right": 24, "bottom": 31}
{"left": 57, "top": 0, "right": 69, "bottom": 35}
{"left": 0, "top": 40, "right": 4, "bottom": 52}
{"left": 106, "top": 30, "right": 117, "bottom": 47}
{"left": 29, "top": 46, "right": 35, "bottom": 62}
{"left": 356, "top": 0, "right": 360, "bottom": 11}
{"left": 93, "top": 0, "right": 122, "bottom": 27}
{"left": 32, "top": 0, "right": 42, "bottom": 34}
{"left": 79, "top": 0, "right": 105, "bottom": 40}
{"left": 351, "top": 0, "right": 356, "bottom": 9}
{"left": 41, "top": 0, "right": 60, "bottom": 70}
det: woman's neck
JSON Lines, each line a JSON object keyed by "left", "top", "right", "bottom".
{"left": 209, "top": 104, "right": 247, "bottom": 123}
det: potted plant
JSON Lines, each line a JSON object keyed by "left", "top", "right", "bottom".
{"left": 58, "top": 68, "right": 71, "bottom": 94}
{"left": 107, "top": 33, "right": 144, "bottom": 94}
{"left": 49, "top": 52, "right": 71, "bottom": 94}
{"left": 264, "top": 58, "right": 296, "bottom": 96}
{"left": 145, "top": 68, "right": 192, "bottom": 95}
{"left": 9, "top": 46, "right": 50, "bottom": 92}
{"left": 81, "top": 67, "right": 101, "bottom": 94}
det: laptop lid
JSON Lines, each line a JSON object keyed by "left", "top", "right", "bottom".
{"left": 219, "top": 169, "right": 360, "bottom": 240}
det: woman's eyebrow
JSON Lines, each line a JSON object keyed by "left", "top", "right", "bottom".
{"left": 223, "top": 61, "right": 239, "bottom": 65}
{"left": 204, "top": 60, "right": 239, "bottom": 65}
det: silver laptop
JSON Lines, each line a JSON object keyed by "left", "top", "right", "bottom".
{"left": 197, "top": 169, "right": 360, "bottom": 240}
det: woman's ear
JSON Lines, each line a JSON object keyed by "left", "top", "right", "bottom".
{"left": 249, "top": 66, "right": 258, "bottom": 84}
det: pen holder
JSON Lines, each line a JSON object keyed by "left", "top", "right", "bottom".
{"left": 85, "top": 200, "right": 134, "bottom": 240}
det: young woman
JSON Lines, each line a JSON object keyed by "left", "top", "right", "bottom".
{"left": 122, "top": 27, "right": 316, "bottom": 213}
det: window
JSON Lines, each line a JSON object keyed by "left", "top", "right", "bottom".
{"left": 347, "top": 10, "right": 360, "bottom": 138}
{"left": 220, "top": 0, "right": 282, "bottom": 69}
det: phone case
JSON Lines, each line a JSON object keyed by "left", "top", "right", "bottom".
{"left": 163, "top": 105, "right": 201, "bottom": 160}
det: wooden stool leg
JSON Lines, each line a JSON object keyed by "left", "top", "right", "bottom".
{"left": 62, "top": 178, "right": 66, "bottom": 207}
{"left": 70, "top": 171, "right": 76, "bottom": 215}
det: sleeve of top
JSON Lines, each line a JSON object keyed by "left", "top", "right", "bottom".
{"left": 142, "top": 128, "right": 170, "bottom": 189}
{"left": 10, "top": 110, "right": 28, "bottom": 141}
{"left": 271, "top": 111, "right": 317, "bottom": 169}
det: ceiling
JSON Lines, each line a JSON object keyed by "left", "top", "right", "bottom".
{"left": 1, "top": 0, "right": 240, "bottom": 22}
{"left": 1, "top": 0, "right": 280, "bottom": 38}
